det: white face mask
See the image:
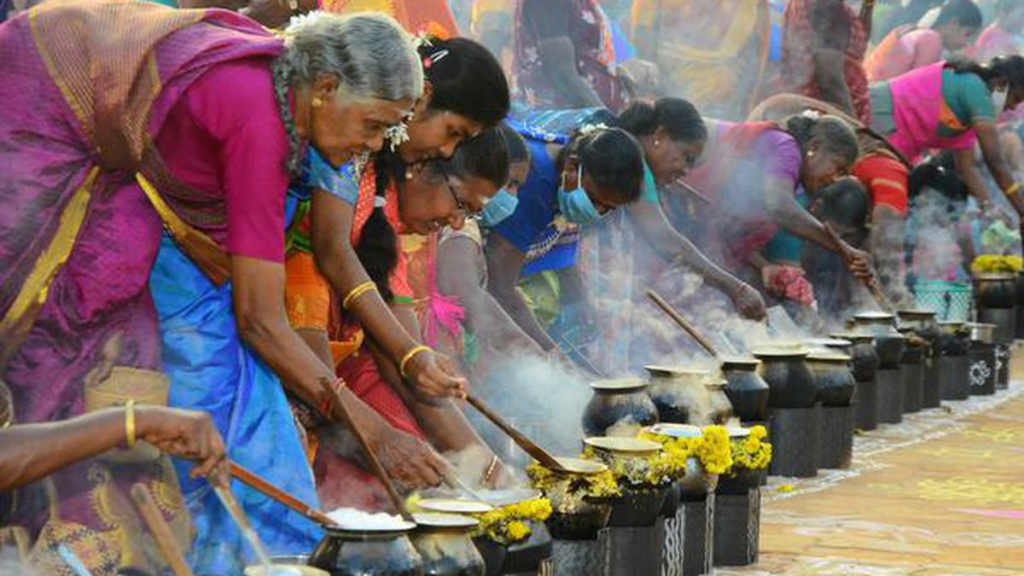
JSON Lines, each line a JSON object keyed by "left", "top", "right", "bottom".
{"left": 992, "top": 87, "right": 1009, "bottom": 113}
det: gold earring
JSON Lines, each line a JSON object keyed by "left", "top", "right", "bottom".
{"left": 312, "top": 97, "right": 323, "bottom": 108}
{"left": 655, "top": 140, "right": 661, "bottom": 147}
{"left": 807, "top": 150, "right": 816, "bottom": 158}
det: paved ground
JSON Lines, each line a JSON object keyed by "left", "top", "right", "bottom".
{"left": 722, "top": 351, "right": 1024, "bottom": 575}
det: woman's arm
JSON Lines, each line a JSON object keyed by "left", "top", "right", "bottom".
{"left": 437, "top": 236, "right": 545, "bottom": 354}
{"left": 484, "top": 234, "right": 560, "bottom": 351}
{"left": 310, "top": 190, "right": 466, "bottom": 398}
{"left": 763, "top": 177, "right": 874, "bottom": 280}
{"left": 973, "top": 121, "right": 1024, "bottom": 216}
{"left": 0, "top": 406, "right": 227, "bottom": 491}
{"left": 627, "top": 201, "right": 766, "bottom": 320}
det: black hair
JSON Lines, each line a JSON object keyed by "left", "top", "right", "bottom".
{"left": 418, "top": 36, "right": 510, "bottom": 128}
{"left": 436, "top": 127, "right": 510, "bottom": 188}
{"left": 616, "top": 97, "right": 708, "bottom": 144}
{"left": 559, "top": 127, "right": 645, "bottom": 204}
{"left": 908, "top": 153, "right": 969, "bottom": 203}
{"left": 785, "top": 114, "right": 860, "bottom": 167}
{"left": 945, "top": 55, "right": 1024, "bottom": 92}
{"left": 356, "top": 129, "right": 510, "bottom": 301}
{"left": 497, "top": 122, "right": 530, "bottom": 165}
{"left": 814, "top": 177, "right": 870, "bottom": 229}
{"left": 933, "top": 0, "right": 983, "bottom": 29}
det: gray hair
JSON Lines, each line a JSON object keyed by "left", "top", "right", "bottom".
{"left": 272, "top": 11, "right": 424, "bottom": 176}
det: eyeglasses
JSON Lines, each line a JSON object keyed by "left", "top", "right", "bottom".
{"left": 440, "top": 166, "right": 482, "bottom": 221}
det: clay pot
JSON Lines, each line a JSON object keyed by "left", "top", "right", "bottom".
{"left": 719, "top": 356, "right": 769, "bottom": 422}
{"left": 752, "top": 348, "right": 817, "bottom": 409}
{"left": 974, "top": 273, "right": 1017, "bottom": 309}
{"left": 897, "top": 309, "right": 940, "bottom": 343}
{"left": 806, "top": 353, "right": 856, "bottom": 407}
{"left": 411, "top": 514, "right": 486, "bottom": 576}
{"left": 643, "top": 366, "right": 714, "bottom": 425}
{"left": 582, "top": 378, "right": 659, "bottom": 437}
{"left": 705, "top": 379, "right": 733, "bottom": 425}
{"left": 646, "top": 424, "right": 718, "bottom": 499}
{"left": 851, "top": 312, "right": 905, "bottom": 368}
{"left": 832, "top": 332, "right": 879, "bottom": 383}
{"left": 310, "top": 523, "right": 424, "bottom": 576}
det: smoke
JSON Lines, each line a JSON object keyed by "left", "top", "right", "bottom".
{"left": 908, "top": 189, "right": 968, "bottom": 281}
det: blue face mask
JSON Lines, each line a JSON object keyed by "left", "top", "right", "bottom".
{"left": 480, "top": 188, "right": 519, "bottom": 227}
{"left": 557, "top": 166, "right": 604, "bottom": 225}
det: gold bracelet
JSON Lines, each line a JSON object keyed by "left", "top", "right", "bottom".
{"left": 399, "top": 345, "right": 433, "bottom": 379}
{"left": 342, "top": 281, "right": 377, "bottom": 310}
{"left": 125, "top": 400, "right": 137, "bottom": 450}
{"left": 1006, "top": 182, "right": 1022, "bottom": 196}
{"left": 482, "top": 455, "right": 500, "bottom": 484}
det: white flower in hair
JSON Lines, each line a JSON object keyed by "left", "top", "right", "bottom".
{"left": 576, "top": 123, "right": 610, "bottom": 137}
{"left": 800, "top": 109, "right": 822, "bottom": 120}
{"left": 412, "top": 31, "right": 434, "bottom": 50}
{"left": 385, "top": 122, "right": 411, "bottom": 152}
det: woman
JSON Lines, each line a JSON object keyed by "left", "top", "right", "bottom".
{"left": 513, "top": 0, "right": 628, "bottom": 111}
{"left": 0, "top": 4, "right": 431, "bottom": 573}
{"left": 284, "top": 35, "right": 509, "bottom": 488}
{"left": 750, "top": 93, "right": 915, "bottom": 305}
{"left": 485, "top": 126, "right": 646, "bottom": 354}
{"left": 780, "top": 0, "right": 874, "bottom": 124}
{"left": 679, "top": 114, "right": 874, "bottom": 293}
{"left": 866, "top": 0, "right": 982, "bottom": 83}
{"left": 310, "top": 131, "right": 513, "bottom": 510}
{"left": 971, "top": 0, "right": 1024, "bottom": 61}
{"left": 630, "top": 0, "right": 771, "bottom": 119}
{"left": 869, "top": 56, "right": 1024, "bottom": 220}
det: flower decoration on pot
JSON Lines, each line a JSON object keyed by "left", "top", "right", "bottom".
{"left": 468, "top": 498, "right": 552, "bottom": 546}
{"left": 728, "top": 425, "right": 772, "bottom": 473}
{"left": 971, "top": 255, "right": 1024, "bottom": 274}
{"left": 526, "top": 461, "right": 620, "bottom": 513}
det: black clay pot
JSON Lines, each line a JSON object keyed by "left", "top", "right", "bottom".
{"left": 412, "top": 517, "right": 486, "bottom": 576}
{"left": 500, "top": 521, "right": 552, "bottom": 574}
{"left": 975, "top": 273, "right": 1017, "bottom": 309}
{"left": 607, "top": 485, "right": 670, "bottom": 528}
{"left": 471, "top": 538, "right": 505, "bottom": 576}
{"left": 898, "top": 309, "right": 941, "bottom": 343}
{"left": 660, "top": 481, "right": 683, "bottom": 518}
{"left": 643, "top": 366, "right": 713, "bottom": 425}
{"left": 582, "top": 378, "right": 659, "bottom": 437}
{"left": 806, "top": 354, "right": 856, "bottom": 407}
{"left": 834, "top": 332, "right": 879, "bottom": 382}
{"left": 310, "top": 525, "right": 424, "bottom": 576}
{"left": 1016, "top": 271, "right": 1024, "bottom": 305}
{"left": 898, "top": 329, "right": 928, "bottom": 365}
{"left": 720, "top": 357, "right": 770, "bottom": 422}
{"left": 852, "top": 312, "right": 906, "bottom": 368}
{"left": 753, "top": 349, "right": 817, "bottom": 408}
{"left": 545, "top": 500, "right": 612, "bottom": 541}
{"left": 716, "top": 468, "right": 761, "bottom": 496}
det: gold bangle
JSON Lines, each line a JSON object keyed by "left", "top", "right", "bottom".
{"left": 125, "top": 400, "right": 137, "bottom": 450}
{"left": 399, "top": 345, "right": 433, "bottom": 379}
{"left": 482, "top": 455, "right": 500, "bottom": 484}
{"left": 1006, "top": 182, "right": 1021, "bottom": 196}
{"left": 342, "top": 281, "right": 377, "bottom": 310}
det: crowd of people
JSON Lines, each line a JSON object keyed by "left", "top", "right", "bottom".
{"left": 1, "top": 0, "right": 1022, "bottom": 574}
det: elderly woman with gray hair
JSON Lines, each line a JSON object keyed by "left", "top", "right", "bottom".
{"left": 0, "top": 3, "right": 433, "bottom": 573}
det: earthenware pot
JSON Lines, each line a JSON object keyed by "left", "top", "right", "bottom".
{"left": 643, "top": 366, "right": 713, "bottom": 425}
{"left": 806, "top": 353, "right": 856, "bottom": 407}
{"left": 310, "top": 522, "right": 423, "bottom": 576}
{"left": 411, "top": 514, "right": 485, "bottom": 576}
{"left": 752, "top": 348, "right": 817, "bottom": 408}
{"left": 974, "top": 272, "right": 1017, "bottom": 309}
{"left": 582, "top": 378, "right": 659, "bottom": 437}
{"left": 719, "top": 356, "right": 769, "bottom": 422}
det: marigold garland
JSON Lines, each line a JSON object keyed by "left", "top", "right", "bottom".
{"left": 971, "top": 254, "right": 1024, "bottom": 274}
{"left": 728, "top": 425, "right": 772, "bottom": 472}
{"left": 469, "top": 498, "right": 553, "bottom": 545}
{"left": 638, "top": 425, "right": 734, "bottom": 475}
{"left": 526, "top": 461, "right": 621, "bottom": 514}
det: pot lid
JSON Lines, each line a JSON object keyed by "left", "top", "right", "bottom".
{"left": 647, "top": 423, "right": 703, "bottom": 439}
{"left": 897, "top": 309, "right": 937, "bottom": 318}
{"left": 973, "top": 272, "right": 1016, "bottom": 280}
{"left": 719, "top": 355, "right": 761, "bottom": 368}
{"left": 590, "top": 377, "right": 647, "bottom": 391}
{"left": 853, "top": 311, "right": 895, "bottom": 321}
{"left": 752, "top": 347, "right": 809, "bottom": 358}
{"left": 480, "top": 488, "right": 543, "bottom": 508}
{"left": 831, "top": 331, "right": 874, "bottom": 342}
{"left": 704, "top": 378, "right": 727, "bottom": 389}
{"left": 643, "top": 365, "right": 711, "bottom": 377}
{"left": 244, "top": 566, "right": 328, "bottom": 576}
{"left": 806, "top": 352, "right": 852, "bottom": 363}
{"left": 417, "top": 499, "right": 494, "bottom": 514}
{"left": 412, "top": 513, "right": 479, "bottom": 529}
{"left": 326, "top": 508, "right": 417, "bottom": 532}
{"left": 584, "top": 436, "right": 662, "bottom": 455}
{"left": 751, "top": 339, "right": 805, "bottom": 350}
{"left": 726, "top": 426, "right": 750, "bottom": 438}
{"left": 551, "top": 457, "right": 609, "bottom": 475}
{"left": 804, "top": 338, "right": 852, "bottom": 348}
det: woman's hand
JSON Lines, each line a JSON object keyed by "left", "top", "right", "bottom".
{"left": 136, "top": 406, "right": 228, "bottom": 485}
{"left": 372, "top": 426, "right": 452, "bottom": 490}
{"left": 732, "top": 283, "right": 767, "bottom": 321}
{"left": 842, "top": 245, "right": 875, "bottom": 283}
{"left": 406, "top": 350, "right": 468, "bottom": 401}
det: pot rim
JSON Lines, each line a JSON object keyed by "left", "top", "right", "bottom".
{"left": 643, "top": 365, "right": 711, "bottom": 377}
{"left": 897, "top": 309, "right": 937, "bottom": 319}
{"left": 583, "top": 436, "right": 662, "bottom": 455}
{"left": 647, "top": 423, "right": 702, "bottom": 439}
{"left": 417, "top": 499, "right": 494, "bottom": 514}
{"left": 853, "top": 311, "right": 896, "bottom": 321}
{"left": 412, "top": 513, "right": 479, "bottom": 530}
{"left": 752, "top": 348, "right": 810, "bottom": 358}
{"left": 804, "top": 337, "right": 853, "bottom": 348}
{"left": 590, "top": 377, "right": 647, "bottom": 391}
{"left": 719, "top": 355, "right": 761, "bottom": 368}
{"left": 973, "top": 272, "right": 1017, "bottom": 280}
{"left": 806, "top": 353, "right": 853, "bottom": 363}
{"left": 830, "top": 331, "right": 874, "bottom": 343}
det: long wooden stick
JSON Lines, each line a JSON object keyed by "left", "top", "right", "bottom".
{"left": 647, "top": 290, "right": 721, "bottom": 359}
{"left": 229, "top": 462, "right": 336, "bottom": 526}
{"left": 465, "top": 394, "right": 567, "bottom": 473}
{"left": 823, "top": 223, "right": 893, "bottom": 312}
{"left": 130, "top": 484, "right": 194, "bottom": 576}
{"left": 318, "top": 379, "right": 414, "bottom": 522}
